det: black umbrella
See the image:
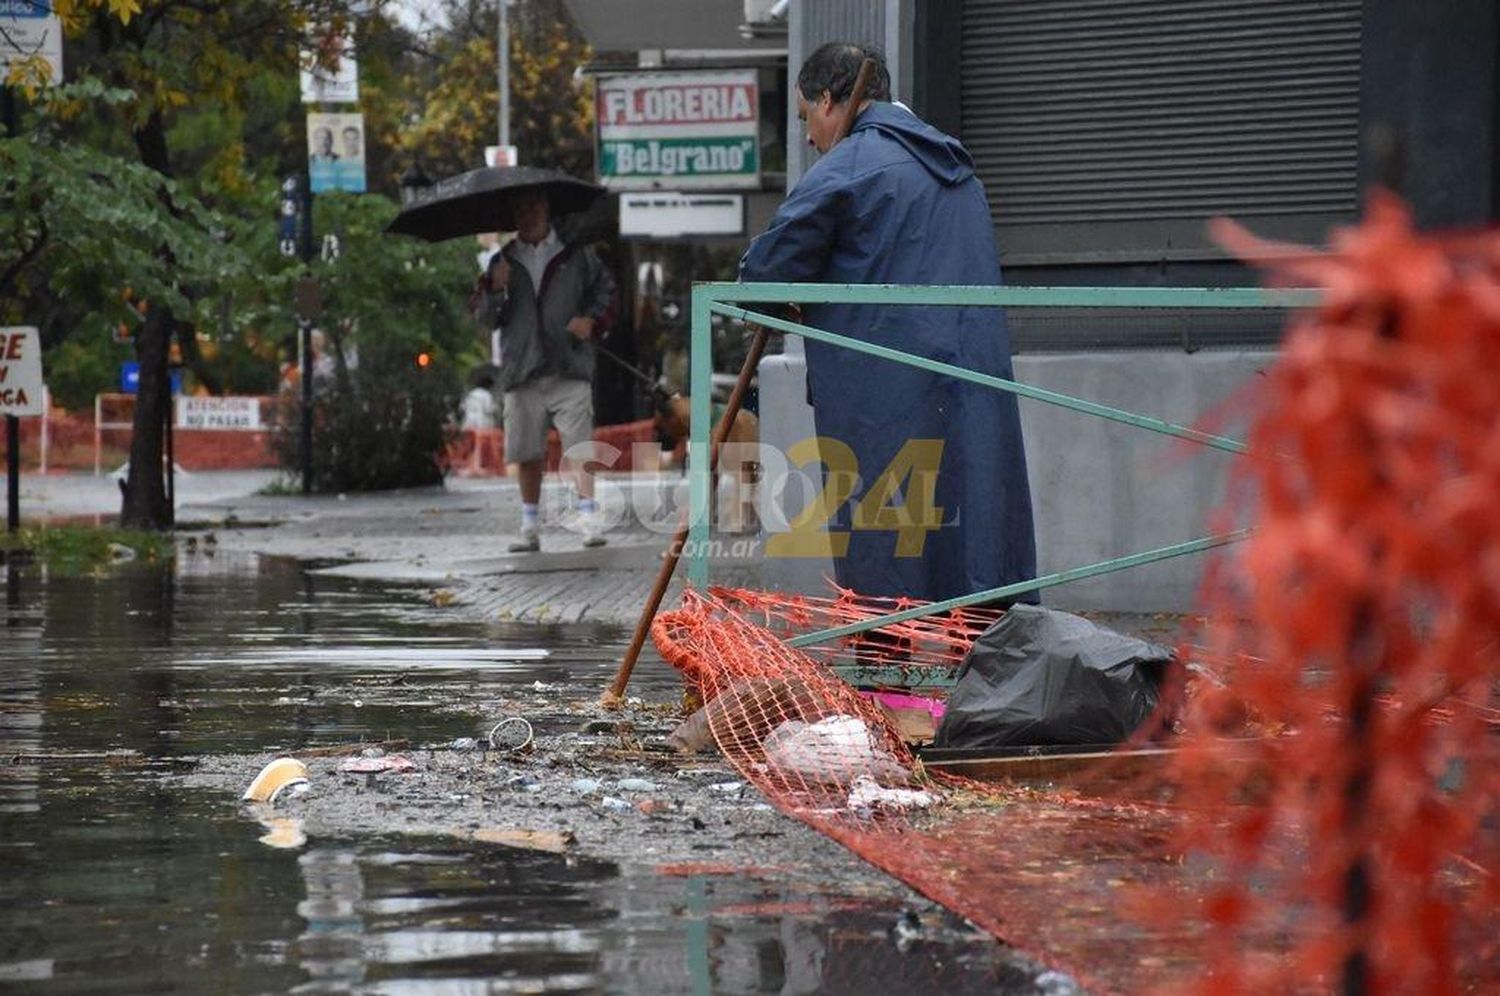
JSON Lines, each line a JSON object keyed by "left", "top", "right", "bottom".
{"left": 386, "top": 166, "right": 605, "bottom": 243}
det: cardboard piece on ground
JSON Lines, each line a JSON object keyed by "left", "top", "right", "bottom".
{"left": 468, "top": 828, "right": 576, "bottom": 854}
{"left": 876, "top": 704, "right": 937, "bottom": 746}
{"left": 667, "top": 678, "right": 829, "bottom": 755}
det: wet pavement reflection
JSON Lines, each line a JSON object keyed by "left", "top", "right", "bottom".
{"left": 0, "top": 555, "right": 1024, "bottom": 994}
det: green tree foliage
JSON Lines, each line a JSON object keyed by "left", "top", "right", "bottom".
{"left": 3, "top": 0, "right": 599, "bottom": 510}
{"left": 399, "top": 0, "right": 595, "bottom": 177}
{"left": 0, "top": 132, "right": 240, "bottom": 408}
{"left": 11, "top": 0, "right": 386, "bottom": 527}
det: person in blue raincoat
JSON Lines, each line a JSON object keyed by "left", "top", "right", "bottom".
{"left": 739, "top": 43, "right": 1037, "bottom": 603}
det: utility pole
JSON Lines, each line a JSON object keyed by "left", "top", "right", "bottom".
{"left": 497, "top": 0, "right": 510, "bottom": 148}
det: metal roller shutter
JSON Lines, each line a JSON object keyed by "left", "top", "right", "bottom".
{"left": 960, "top": 0, "right": 1361, "bottom": 263}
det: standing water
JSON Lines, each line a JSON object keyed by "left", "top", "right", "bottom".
{"left": 0, "top": 554, "right": 1032, "bottom": 994}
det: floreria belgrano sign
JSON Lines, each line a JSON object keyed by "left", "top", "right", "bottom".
{"left": 596, "top": 71, "right": 760, "bottom": 190}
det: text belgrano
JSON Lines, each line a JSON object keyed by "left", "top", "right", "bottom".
{"left": 611, "top": 140, "right": 756, "bottom": 176}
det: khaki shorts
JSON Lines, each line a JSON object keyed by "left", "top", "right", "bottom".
{"left": 503, "top": 375, "right": 594, "bottom": 464}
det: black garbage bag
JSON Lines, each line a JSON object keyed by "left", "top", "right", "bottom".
{"left": 935, "top": 604, "right": 1173, "bottom": 749}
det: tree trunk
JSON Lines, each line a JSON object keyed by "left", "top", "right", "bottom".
{"left": 119, "top": 108, "right": 177, "bottom": 530}
{"left": 120, "top": 304, "right": 173, "bottom": 529}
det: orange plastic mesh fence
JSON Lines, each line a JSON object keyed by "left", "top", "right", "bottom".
{"left": 653, "top": 588, "right": 1200, "bottom": 994}
{"left": 649, "top": 197, "right": 1500, "bottom": 994}
{"left": 1165, "top": 198, "right": 1500, "bottom": 993}
{"left": 704, "top": 585, "right": 1002, "bottom": 672}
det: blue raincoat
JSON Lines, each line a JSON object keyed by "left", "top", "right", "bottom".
{"left": 739, "top": 102, "right": 1037, "bottom": 602}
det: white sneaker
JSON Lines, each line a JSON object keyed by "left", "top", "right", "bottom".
{"left": 579, "top": 509, "right": 607, "bottom": 549}
{"left": 508, "top": 523, "right": 540, "bottom": 553}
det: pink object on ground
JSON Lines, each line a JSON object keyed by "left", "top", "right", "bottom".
{"left": 863, "top": 690, "right": 946, "bottom": 721}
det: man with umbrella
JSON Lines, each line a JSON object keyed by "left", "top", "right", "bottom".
{"left": 472, "top": 189, "right": 615, "bottom": 551}
{"left": 390, "top": 166, "right": 615, "bottom": 551}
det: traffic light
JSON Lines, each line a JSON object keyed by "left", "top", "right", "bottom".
{"left": 415, "top": 351, "right": 432, "bottom": 369}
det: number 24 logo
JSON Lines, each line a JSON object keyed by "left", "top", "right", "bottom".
{"left": 765, "top": 438, "right": 945, "bottom": 559}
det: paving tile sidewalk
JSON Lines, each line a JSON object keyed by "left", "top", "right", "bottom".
{"left": 9, "top": 470, "right": 765, "bottom": 626}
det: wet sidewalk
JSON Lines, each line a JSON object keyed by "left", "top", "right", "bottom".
{"left": 12, "top": 470, "right": 763, "bottom": 625}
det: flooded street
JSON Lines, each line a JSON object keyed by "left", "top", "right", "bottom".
{"left": 0, "top": 554, "right": 1035, "bottom": 994}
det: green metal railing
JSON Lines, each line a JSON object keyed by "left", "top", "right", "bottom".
{"left": 687, "top": 282, "right": 1316, "bottom": 655}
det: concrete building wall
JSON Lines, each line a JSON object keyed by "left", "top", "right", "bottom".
{"left": 1013, "top": 349, "right": 1268, "bottom": 612}
{"left": 758, "top": 348, "right": 1274, "bottom": 612}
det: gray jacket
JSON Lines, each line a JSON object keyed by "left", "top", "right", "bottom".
{"left": 476, "top": 239, "right": 615, "bottom": 392}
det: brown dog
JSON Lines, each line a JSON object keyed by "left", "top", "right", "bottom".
{"left": 653, "top": 390, "right": 760, "bottom": 533}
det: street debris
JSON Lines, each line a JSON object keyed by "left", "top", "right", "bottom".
{"left": 762, "top": 715, "right": 909, "bottom": 785}
{"left": 487, "top": 716, "right": 534, "bottom": 753}
{"left": 338, "top": 754, "right": 417, "bottom": 774}
{"left": 466, "top": 828, "right": 576, "bottom": 854}
{"left": 667, "top": 678, "right": 827, "bottom": 755}
{"left": 848, "top": 776, "right": 936, "bottom": 814}
{"left": 890, "top": 909, "right": 924, "bottom": 952}
{"left": 241, "top": 757, "right": 309, "bottom": 803}
{"left": 506, "top": 773, "right": 542, "bottom": 792}
{"left": 1034, "top": 970, "right": 1084, "bottom": 996}
{"left": 296, "top": 739, "right": 410, "bottom": 758}
{"left": 7, "top": 749, "right": 143, "bottom": 766}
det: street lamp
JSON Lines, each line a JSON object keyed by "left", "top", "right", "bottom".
{"left": 498, "top": 0, "right": 511, "bottom": 149}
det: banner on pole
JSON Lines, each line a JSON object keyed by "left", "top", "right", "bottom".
{"left": 0, "top": 2, "right": 63, "bottom": 86}
{"left": 299, "top": 33, "right": 358, "bottom": 104}
{"left": 307, "top": 111, "right": 366, "bottom": 193}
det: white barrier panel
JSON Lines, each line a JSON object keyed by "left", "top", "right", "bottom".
{"left": 175, "top": 396, "right": 262, "bottom": 430}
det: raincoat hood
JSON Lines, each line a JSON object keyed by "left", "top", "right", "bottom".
{"left": 852, "top": 102, "right": 975, "bottom": 186}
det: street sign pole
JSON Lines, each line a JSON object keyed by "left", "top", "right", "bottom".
{"left": 281, "top": 173, "right": 316, "bottom": 494}
{"left": 298, "top": 176, "right": 315, "bottom": 495}
{"left": 6, "top": 417, "right": 17, "bottom": 534}
{"left": 5, "top": 86, "right": 17, "bottom": 533}
{"left": 163, "top": 366, "right": 175, "bottom": 521}
{"left": 299, "top": 316, "right": 313, "bottom": 494}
